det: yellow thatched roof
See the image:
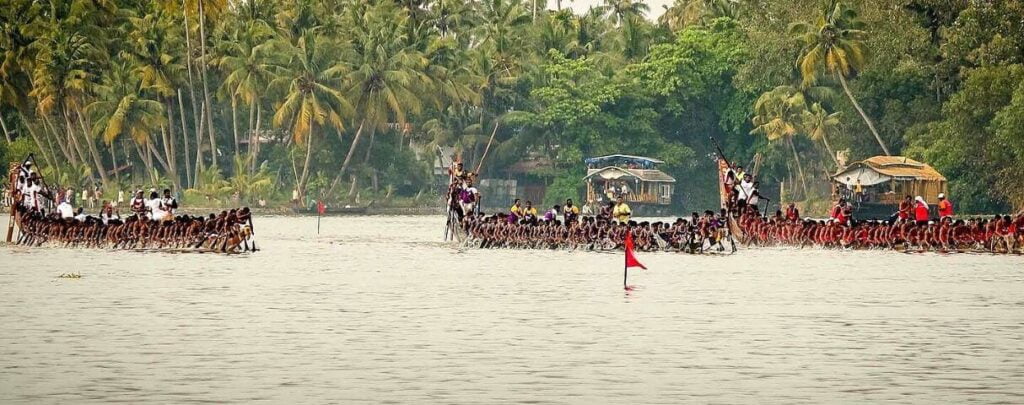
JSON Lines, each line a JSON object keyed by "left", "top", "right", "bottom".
{"left": 836, "top": 156, "right": 946, "bottom": 183}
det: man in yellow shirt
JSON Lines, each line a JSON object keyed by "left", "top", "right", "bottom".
{"left": 523, "top": 200, "right": 539, "bottom": 221}
{"left": 612, "top": 197, "right": 632, "bottom": 223}
{"left": 510, "top": 198, "right": 523, "bottom": 216}
{"left": 563, "top": 198, "right": 580, "bottom": 222}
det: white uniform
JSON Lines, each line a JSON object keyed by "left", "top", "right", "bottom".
{"left": 161, "top": 196, "right": 178, "bottom": 216}
{"left": 146, "top": 198, "right": 168, "bottom": 221}
{"left": 57, "top": 201, "right": 74, "bottom": 219}
{"left": 101, "top": 212, "right": 120, "bottom": 225}
{"left": 22, "top": 184, "right": 40, "bottom": 210}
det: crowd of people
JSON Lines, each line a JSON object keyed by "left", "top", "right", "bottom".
{"left": 445, "top": 159, "right": 1023, "bottom": 254}
{"left": 7, "top": 161, "right": 257, "bottom": 252}
{"left": 447, "top": 162, "right": 737, "bottom": 253}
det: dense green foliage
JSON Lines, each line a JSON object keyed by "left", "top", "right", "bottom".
{"left": 1, "top": 0, "right": 1022, "bottom": 212}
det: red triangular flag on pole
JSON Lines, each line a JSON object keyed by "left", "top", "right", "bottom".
{"left": 317, "top": 200, "right": 326, "bottom": 215}
{"left": 625, "top": 230, "right": 646, "bottom": 269}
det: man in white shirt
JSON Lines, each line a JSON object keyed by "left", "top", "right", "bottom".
{"left": 73, "top": 207, "right": 87, "bottom": 222}
{"left": 57, "top": 199, "right": 75, "bottom": 219}
{"left": 145, "top": 191, "right": 167, "bottom": 221}
{"left": 737, "top": 174, "right": 756, "bottom": 203}
{"left": 160, "top": 188, "right": 179, "bottom": 217}
{"left": 22, "top": 177, "right": 42, "bottom": 211}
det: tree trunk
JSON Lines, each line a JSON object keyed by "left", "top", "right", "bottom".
{"left": 362, "top": 126, "right": 376, "bottom": 163}
{"left": 820, "top": 132, "right": 840, "bottom": 169}
{"left": 838, "top": 74, "right": 890, "bottom": 156}
{"left": 178, "top": 88, "right": 193, "bottom": 187}
{"left": 474, "top": 120, "right": 500, "bottom": 174}
{"left": 62, "top": 108, "right": 97, "bottom": 182}
{"left": 252, "top": 103, "right": 261, "bottom": 173}
{"left": 109, "top": 140, "right": 119, "bottom": 183}
{"left": 182, "top": 0, "right": 203, "bottom": 178}
{"left": 19, "top": 113, "right": 55, "bottom": 168}
{"left": 157, "top": 125, "right": 180, "bottom": 190}
{"left": 134, "top": 141, "right": 156, "bottom": 184}
{"left": 76, "top": 111, "right": 109, "bottom": 186}
{"left": 164, "top": 99, "right": 178, "bottom": 180}
{"left": 231, "top": 94, "right": 240, "bottom": 159}
{"left": 194, "top": 101, "right": 206, "bottom": 187}
{"left": 247, "top": 98, "right": 255, "bottom": 169}
{"left": 59, "top": 111, "right": 86, "bottom": 166}
{"left": 147, "top": 137, "right": 180, "bottom": 191}
{"left": 326, "top": 119, "right": 364, "bottom": 196}
{"left": 41, "top": 115, "right": 73, "bottom": 164}
{"left": 0, "top": 112, "right": 12, "bottom": 143}
{"left": 198, "top": 0, "right": 217, "bottom": 168}
{"left": 788, "top": 136, "right": 809, "bottom": 199}
{"left": 297, "top": 123, "right": 314, "bottom": 202}
{"left": 347, "top": 174, "right": 358, "bottom": 199}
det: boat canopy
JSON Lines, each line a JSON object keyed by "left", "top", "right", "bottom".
{"left": 584, "top": 154, "right": 664, "bottom": 169}
{"left": 584, "top": 166, "right": 676, "bottom": 183}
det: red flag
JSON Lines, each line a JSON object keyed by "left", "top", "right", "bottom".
{"left": 317, "top": 200, "right": 326, "bottom": 215}
{"left": 624, "top": 230, "right": 646, "bottom": 269}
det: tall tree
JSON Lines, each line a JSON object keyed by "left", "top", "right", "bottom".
{"left": 790, "top": 0, "right": 891, "bottom": 156}
{"left": 270, "top": 31, "right": 351, "bottom": 202}
{"left": 327, "top": 3, "right": 428, "bottom": 196}
{"left": 750, "top": 86, "right": 810, "bottom": 198}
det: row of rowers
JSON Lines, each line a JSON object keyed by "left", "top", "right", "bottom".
{"left": 742, "top": 208, "right": 1024, "bottom": 253}
{"left": 44, "top": 188, "right": 178, "bottom": 225}
{"left": 506, "top": 198, "right": 636, "bottom": 224}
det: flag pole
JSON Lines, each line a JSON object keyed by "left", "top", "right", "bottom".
{"left": 623, "top": 230, "right": 628, "bottom": 288}
{"left": 317, "top": 200, "right": 321, "bottom": 235}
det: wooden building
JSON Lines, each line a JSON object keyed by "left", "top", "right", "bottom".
{"left": 584, "top": 155, "right": 675, "bottom": 210}
{"left": 831, "top": 156, "right": 947, "bottom": 218}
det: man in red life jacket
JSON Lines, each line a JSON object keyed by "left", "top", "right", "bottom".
{"left": 830, "top": 199, "right": 850, "bottom": 226}
{"left": 937, "top": 193, "right": 954, "bottom": 218}
{"left": 914, "top": 196, "right": 930, "bottom": 226}
{"left": 898, "top": 195, "right": 912, "bottom": 221}
{"left": 785, "top": 203, "right": 800, "bottom": 223}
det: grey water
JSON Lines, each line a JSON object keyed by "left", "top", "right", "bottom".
{"left": 1, "top": 215, "right": 1023, "bottom": 403}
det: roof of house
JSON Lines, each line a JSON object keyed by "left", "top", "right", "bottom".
{"left": 584, "top": 166, "right": 676, "bottom": 183}
{"left": 834, "top": 156, "right": 946, "bottom": 182}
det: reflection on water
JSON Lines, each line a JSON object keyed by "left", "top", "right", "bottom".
{"left": 2, "top": 215, "right": 1023, "bottom": 403}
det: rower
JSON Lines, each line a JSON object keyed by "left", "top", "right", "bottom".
{"left": 130, "top": 190, "right": 146, "bottom": 218}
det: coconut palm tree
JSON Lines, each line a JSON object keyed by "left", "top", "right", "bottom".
{"left": 216, "top": 19, "right": 277, "bottom": 164}
{"left": 326, "top": 3, "right": 428, "bottom": 196}
{"left": 269, "top": 31, "right": 351, "bottom": 202}
{"left": 127, "top": 7, "right": 187, "bottom": 188}
{"left": 790, "top": 0, "right": 890, "bottom": 156}
{"left": 601, "top": 0, "right": 649, "bottom": 27}
{"left": 86, "top": 61, "right": 167, "bottom": 184}
{"left": 659, "top": 0, "right": 737, "bottom": 31}
{"left": 803, "top": 102, "right": 841, "bottom": 169}
{"left": 28, "top": 25, "right": 103, "bottom": 183}
{"left": 750, "top": 86, "right": 810, "bottom": 198}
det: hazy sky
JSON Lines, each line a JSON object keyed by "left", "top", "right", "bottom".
{"left": 548, "top": 0, "right": 672, "bottom": 19}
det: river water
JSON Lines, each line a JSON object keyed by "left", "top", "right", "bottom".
{"left": 1, "top": 215, "right": 1023, "bottom": 403}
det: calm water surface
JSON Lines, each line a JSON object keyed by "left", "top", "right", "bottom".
{"left": 1, "top": 215, "right": 1023, "bottom": 404}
